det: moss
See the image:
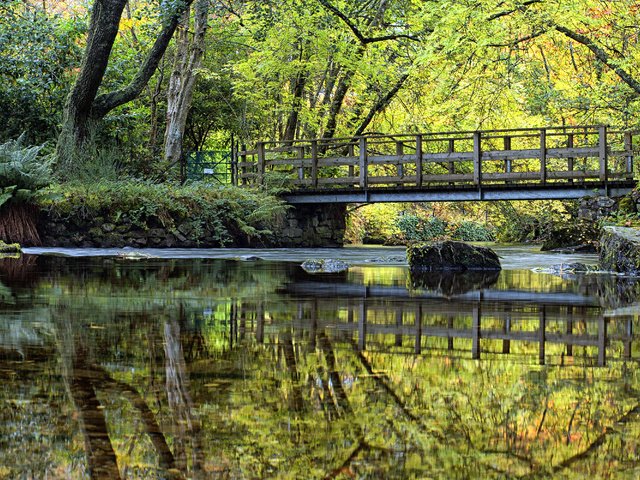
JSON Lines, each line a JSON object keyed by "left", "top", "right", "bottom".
{"left": 599, "top": 226, "right": 640, "bottom": 274}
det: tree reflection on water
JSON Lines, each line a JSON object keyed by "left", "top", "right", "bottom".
{"left": 0, "top": 255, "right": 639, "bottom": 479}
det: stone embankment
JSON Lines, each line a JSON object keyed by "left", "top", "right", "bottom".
{"left": 38, "top": 203, "right": 345, "bottom": 248}
{"left": 599, "top": 226, "right": 640, "bottom": 275}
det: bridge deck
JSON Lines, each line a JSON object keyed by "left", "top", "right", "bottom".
{"left": 234, "top": 125, "right": 637, "bottom": 203}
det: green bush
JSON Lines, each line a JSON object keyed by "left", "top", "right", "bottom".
{"left": 451, "top": 221, "right": 495, "bottom": 241}
{"left": 0, "top": 135, "right": 52, "bottom": 207}
{"left": 39, "top": 180, "right": 288, "bottom": 245}
{"left": 396, "top": 213, "right": 448, "bottom": 242}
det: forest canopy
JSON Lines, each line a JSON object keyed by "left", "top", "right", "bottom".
{"left": 1, "top": 0, "right": 640, "bottom": 177}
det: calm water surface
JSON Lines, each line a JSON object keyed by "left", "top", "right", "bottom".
{"left": 1, "top": 246, "right": 640, "bottom": 479}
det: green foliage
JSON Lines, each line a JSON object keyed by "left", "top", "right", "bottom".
{"left": 0, "top": 135, "right": 52, "bottom": 208}
{"left": 451, "top": 220, "right": 495, "bottom": 242}
{"left": 39, "top": 181, "right": 288, "bottom": 245}
{"left": 0, "top": 3, "right": 84, "bottom": 145}
{"left": 396, "top": 213, "right": 448, "bottom": 242}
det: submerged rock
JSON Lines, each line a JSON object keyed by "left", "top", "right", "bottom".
{"left": 116, "top": 251, "right": 154, "bottom": 260}
{"left": 407, "top": 241, "right": 501, "bottom": 272}
{"left": 545, "top": 263, "right": 598, "bottom": 274}
{"left": 599, "top": 226, "right": 640, "bottom": 275}
{"left": 301, "top": 259, "right": 350, "bottom": 274}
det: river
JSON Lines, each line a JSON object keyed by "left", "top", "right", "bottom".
{"left": 1, "top": 246, "right": 639, "bottom": 479}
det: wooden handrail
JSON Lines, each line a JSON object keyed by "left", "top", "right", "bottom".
{"left": 232, "top": 125, "right": 637, "bottom": 190}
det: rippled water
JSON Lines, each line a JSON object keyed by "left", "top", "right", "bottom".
{"left": 24, "top": 243, "right": 599, "bottom": 269}
{"left": 1, "top": 247, "right": 639, "bottom": 479}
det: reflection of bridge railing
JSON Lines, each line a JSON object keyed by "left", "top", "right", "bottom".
{"left": 234, "top": 126, "right": 637, "bottom": 202}
{"left": 228, "top": 298, "right": 637, "bottom": 367}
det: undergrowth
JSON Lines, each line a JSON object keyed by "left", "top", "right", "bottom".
{"left": 39, "top": 180, "right": 288, "bottom": 245}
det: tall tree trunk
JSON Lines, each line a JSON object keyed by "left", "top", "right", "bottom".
{"left": 282, "top": 71, "right": 307, "bottom": 142}
{"left": 163, "top": 0, "right": 209, "bottom": 170}
{"left": 57, "top": 0, "right": 193, "bottom": 174}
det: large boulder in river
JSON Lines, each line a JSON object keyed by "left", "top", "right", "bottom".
{"left": 407, "top": 241, "right": 501, "bottom": 272}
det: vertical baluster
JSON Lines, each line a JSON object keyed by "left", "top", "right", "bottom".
{"left": 567, "top": 133, "right": 574, "bottom": 184}
{"left": 624, "top": 132, "right": 633, "bottom": 178}
{"left": 396, "top": 141, "right": 404, "bottom": 187}
{"left": 473, "top": 132, "right": 482, "bottom": 187}
{"left": 311, "top": 140, "right": 318, "bottom": 188}
{"left": 257, "top": 142, "right": 266, "bottom": 185}
{"left": 540, "top": 129, "right": 547, "bottom": 184}
{"left": 599, "top": 125, "right": 608, "bottom": 185}
{"left": 416, "top": 134, "right": 423, "bottom": 186}
{"left": 359, "top": 137, "right": 368, "bottom": 189}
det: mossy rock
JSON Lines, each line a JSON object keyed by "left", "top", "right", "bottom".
{"left": 0, "top": 240, "right": 21, "bottom": 253}
{"left": 407, "top": 241, "right": 501, "bottom": 272}
{"left": 599, "top": 226, "right": 640, "bottom": 275}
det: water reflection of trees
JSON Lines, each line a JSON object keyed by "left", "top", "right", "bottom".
{"left": 0, "top": 256, "right": 640, "bottom": 478}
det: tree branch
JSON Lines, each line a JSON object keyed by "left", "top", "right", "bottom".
{"left": 91, "top": 0, "right": 195, "bottom": 118}
{"left": 487, "top": 30, "right": 546, "bottom": 48}
{"left": 554, "top": 24, "right": 640, "bottom": 95}
{"left": 317, "top": 0, "right": 423, "bottom": 45}
{"left": 487, "top": 0, "right": 543, "bottom": 21}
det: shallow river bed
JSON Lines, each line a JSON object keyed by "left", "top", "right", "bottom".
{"left": 1, "top": 246, "right": 639, "bottom": 479}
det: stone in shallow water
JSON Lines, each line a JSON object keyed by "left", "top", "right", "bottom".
{"left": 301, "top": 259, "right": 349, "bottom": 274}
{"left": 407, "top": 240, "right": 501, "bottom": 272}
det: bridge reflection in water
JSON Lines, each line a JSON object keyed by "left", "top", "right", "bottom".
{"left": 226, "top": 274, "right": 636, "bottom": 368}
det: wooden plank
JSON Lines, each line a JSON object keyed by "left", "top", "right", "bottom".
{"left": 422, "top": 152, "right": 473, "bottom": 162}
{"left": 599, "top": 125, "right": 607, "bottom": 183}
{"left": 482, "top": 147, "right": 598, "bottom": 161}
{"left": 257, "top": 142, "right": 266, "bottom": 185}
{"left": 540, "top": 129, "right": 547, "bottom": 183}
{"left": 416, "top": 134, "right": 423, "bottom": 186}
{"left": 504, "top": 136, "right": 512, "bottom": 173}
{"left": 297, "top": 146, "right": 305, "bottom": 181}
{"left": 348, "top": 143, "right": 355, "bottom": 178}
{"left": 567, "top": 133, "right": 574, "bottom": 184}
{"left": 396, "top": 141, "right": 404, "bottom": 186}
{"left": 359, "top": 137, "right": 368, "bottom": 188}
{"left": 624, "top": 132, "right": 634, "bottom": 174}
{"left": 311, "top": 140, "right": 318, "bottom": 188}
{"left": 448, "top": 139, "right": 455, "bottom": 174}
{"left": 473, "top": 132, "right": 482, "bottom": 186}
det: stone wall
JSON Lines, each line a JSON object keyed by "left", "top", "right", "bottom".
{"left": 272, "top": 204, "right": 346, "bottom": 247}
{"left": 578, "top": 191, "right": 639, "bottom": 221}
{"left": 38, "top": 203, "right": 346, "bottom": 248}
{"left": 599, "top": 226, "right": 640, "bottom": 275}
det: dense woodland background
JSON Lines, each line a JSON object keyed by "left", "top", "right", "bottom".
{"left": 1, "top": 0, "right": 639, "bottom": 244}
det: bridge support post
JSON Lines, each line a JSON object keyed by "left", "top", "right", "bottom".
{"left": 359, "top": 137, "right": 368, "bottom": 189}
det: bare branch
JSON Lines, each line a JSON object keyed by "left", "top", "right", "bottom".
{"left": 554, "top": 24, "right": 640, "bottom": 95}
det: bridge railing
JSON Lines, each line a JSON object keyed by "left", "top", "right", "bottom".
{"left": 235, "top": 126, "right": 638, "bottom": 189}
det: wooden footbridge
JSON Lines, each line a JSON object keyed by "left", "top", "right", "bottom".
{"left": 234, "top": 125, "right": 637, "bottom": 203}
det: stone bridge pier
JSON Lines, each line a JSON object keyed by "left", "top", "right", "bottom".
{"left": 275, "top": 203, "right": 346, "bottom": 247}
